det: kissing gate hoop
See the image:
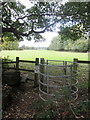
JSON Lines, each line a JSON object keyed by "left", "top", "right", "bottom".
{"left": 38, "top": 60, "right": 79, "bottom": 102}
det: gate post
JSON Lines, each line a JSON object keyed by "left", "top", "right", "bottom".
{"left": 16, "top": 57, "right": 19, "bottom": 71}
{"left": 40, "top": 58, "right": 45, "bottom": 90}
{"left": 34, "top": 58, "right": 39, "bottom": 87}
{"left": 73, "top": 58, "right": 78, "bottom": 89}
{"left": 73, "top": 58, "right": 78, "bottom": 76}
{"left": 88, "top": 64, "right": 90, "bottom": 116}
{"left": 63, "top": 61, "right": 67, "bottom": 85}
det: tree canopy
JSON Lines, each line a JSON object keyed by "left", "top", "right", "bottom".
{"left": 1, "top": 1, "right": 90, "bottom": 42}
{"left": 48, "top": 35, "right": 89, "bottom": 52}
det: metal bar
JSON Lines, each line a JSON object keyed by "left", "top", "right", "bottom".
{"left": 39, "top": 94, "right": 47, "bottom": 101}
{"left": 3, "top": 67, "right": 34, "bottom": 72}
{"left": 39, "top": 63, "right": 74, "bottom": 68}
{"left": 39, "top": 80, "right": 47, "bottom": 86}
{"left": 39, "top": 72, "right": 78, "bottom": 78}
{"left": 70, "top": 65, "right": 73, "bottom": 100}
{"left": 38, "top": 60, "right": 79, "bottom": 101}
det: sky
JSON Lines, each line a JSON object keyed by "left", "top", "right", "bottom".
{"left": 17, "top": 0, "right": 65, "bottom": 47}
{"left": 19, "top": 32, "right": 58, "bottom": 47}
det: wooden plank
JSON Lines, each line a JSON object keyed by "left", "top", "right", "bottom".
{"left": 2, "top": 61, "right": 16, "bottom": 64}
{"left": 19, "top": 60, "right": 35, "bottom": 63}
{"left": 2, "top": 67, "right": 15, "bottom": 70}
{"left": 18, "top": 68, "right": 34, "bottom": 72}
{"left": 77, "top": 60, "right": 90, "bottom": 64}
{"left": 3, "top": 67, "right": 34, "bottom": 72}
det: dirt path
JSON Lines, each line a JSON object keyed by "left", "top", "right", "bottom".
{"left": 3, "top": 81, "right": 41, "bottom": 119}
{"left": 2, "top": 80, "right": 88, "bottom": 119}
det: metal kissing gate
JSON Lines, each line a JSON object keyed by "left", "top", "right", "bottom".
{"left": 38, "top": 60, "right": 78, "bottom": 102}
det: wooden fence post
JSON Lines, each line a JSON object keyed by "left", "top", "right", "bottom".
{"left": 34, "top": 58, "right": 39, "bottom": 87}
{"left": 73, "top": 58, "right": 78, "bottom": 87}
{"left": 40, "top": 58, "right": 45, "bottom": 90}
{"left": 63, "top": 61, "right": 67, "bottom": 85}
{"left": 16, "top": 57, "right": 19, "bottom": 71}
{"left": 88, "top": 64, "right": 90, "bottom": 116}
{"left": 73, "top": 58, "right": 78, "bottom": 75}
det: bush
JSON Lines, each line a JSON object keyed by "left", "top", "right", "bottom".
{"left": 2, "top": 56, "right": 12, "bottom": 71}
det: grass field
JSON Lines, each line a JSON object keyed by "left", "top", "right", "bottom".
{"left": 0, "top": 50, "right": 89, "bottom": 61}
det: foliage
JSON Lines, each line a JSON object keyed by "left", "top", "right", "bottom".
{"left": 1, "top": 36, "right": 19, "bottom": 50}
{"left": 1, "top": 1, "right": 90, "bottom": 42}
{"left": 2, "top": 2, "right": 59, "bottom": 41}
{"left": 2, "top": 56, "right": 12, "bottom": 63}
{"left": 37, "top": 100, "right": 57, "bottom": 119}
{"left": 58, "top": 2, "right": 90, "bottom": 40}
{"left": 60, "top": 24, "right": 84, "bottom": 41}
{"left": 48, "top": 35, "right": 89, "bottom": 52}
{"left": 2, "top": 56, "right": 12, "bottom": 70}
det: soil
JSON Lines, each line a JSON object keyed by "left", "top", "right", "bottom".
{"left": 2, "top": 81, "right": 41, "bottom": 119}
{"left": 2, "top": 80, "right": 89, "bottom": 120}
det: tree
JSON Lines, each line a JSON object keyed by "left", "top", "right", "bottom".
{"left": 2, "top": 1, "right": 60, "bottom": 42}
{"left": 58, "top": 2, "right": 90, "bottom": 40}
{"left": 1, "top": 36, "right": 19, "bottom": 50}
{"left": 48, "top": 35, "right": 89, "bottom": 52}
{"left": 1, "top": 1, "right": 90, "bottom": 42}
{"left": 48, "top": 35, "right": 65, "bottom": 51}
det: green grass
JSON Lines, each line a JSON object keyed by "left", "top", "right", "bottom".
{"left": 0, "top": 50, "right": 88, "bottom": 61}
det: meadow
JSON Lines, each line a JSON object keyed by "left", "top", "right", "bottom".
{"left": 0, "top": 50, "right": 89, "bottom": 61}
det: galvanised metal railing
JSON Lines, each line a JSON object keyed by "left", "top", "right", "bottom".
{"left": 38, "top": 60, "right": 79, "bottom": 102}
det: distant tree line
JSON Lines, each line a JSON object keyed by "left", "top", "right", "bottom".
{"left": 48, "top": 35, "right": 89, "bottom": 52}
{"left": 19, "top": 45, "right": 36, "bottom": 50}
{"left": 19, "top": 46, "right": 47, "bottom": 50}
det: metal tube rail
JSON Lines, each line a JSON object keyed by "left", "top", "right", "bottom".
{"left": 39, "top": 60, "right": 78, "bottom": 102}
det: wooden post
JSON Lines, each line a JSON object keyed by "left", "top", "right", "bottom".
{"left": 40, "top": 58, "right": 45, "bottom": 90}
{"left": 16, "top": 57, "right": 19, "bottom": 71}
{"left": 88, "top": 64, "right": 90, "bottom": 116}
{"left": 34, "top": 58, "right": 39, "bottom": 87}
{"left": 73, "top": 58, "right": 78, "bottom": 89}
{"left": 63, "top": 61, "right": 67, "bottom": 85}
{"left": 73, "top": 58, "right": 78, "bottom": 76}
{"left": 63, "top": 61, "right": 67, "bottom": 75}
